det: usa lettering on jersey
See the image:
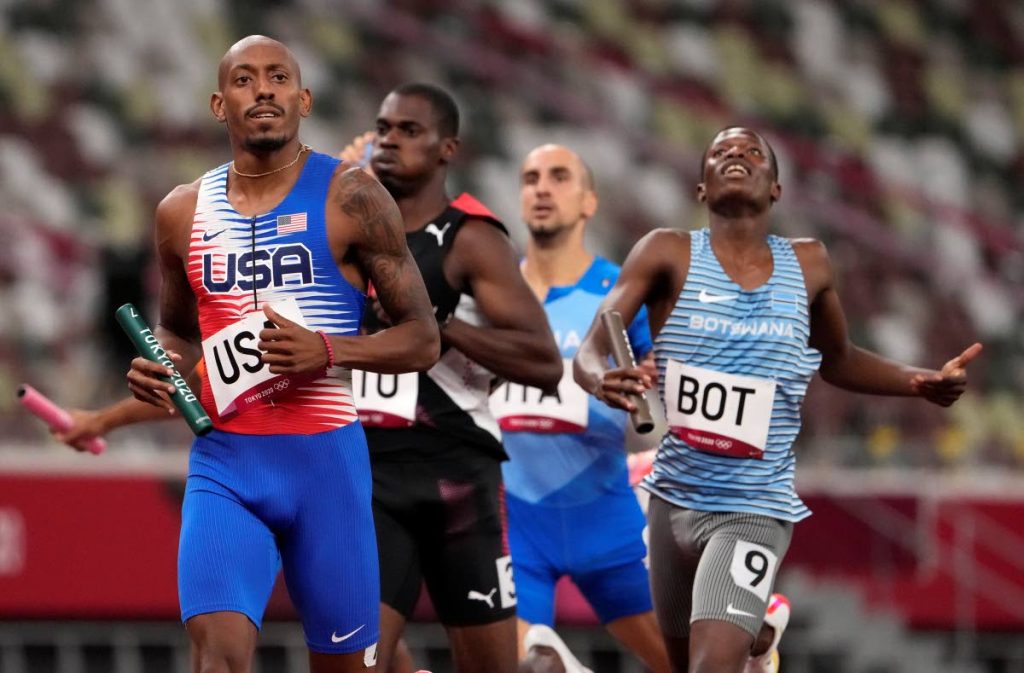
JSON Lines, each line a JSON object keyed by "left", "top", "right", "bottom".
{"left": 202, "top": 244, "right": 314, "bottom": 293}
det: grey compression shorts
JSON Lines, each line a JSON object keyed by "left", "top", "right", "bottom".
{"left": 647, "top": 495, "right": 793, "bottom": 638}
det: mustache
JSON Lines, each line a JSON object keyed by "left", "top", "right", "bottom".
{"left": 245, "top": 102, "right": 285, "bottom": 117}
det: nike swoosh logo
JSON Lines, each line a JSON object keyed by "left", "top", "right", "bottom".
{"left": 331, "top": 625, "right": 364, "bottom": 643}
{"left": 202, "top": 229, "right": 227, "bottom": 242}
{"left": 726, "top": 603, "right": 757, "bottom": 618}
{"left": 698, "top": 289, "right": 738, "bottom": 304}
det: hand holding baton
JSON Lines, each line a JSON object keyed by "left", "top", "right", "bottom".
{"left": 115, "top": 303, "right": 213, "bottom": 436}
{"left": 600, "top": 309, "right": 655, "bottom": 434}
{"left": 17, "top": 384, "right": 107, "bottom": 455}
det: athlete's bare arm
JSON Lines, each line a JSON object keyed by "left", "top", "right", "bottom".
{"left": 574, "top": 229, "right": 688, "bottom": 411}
{"left": 441, "top": 218, "right": 562, "bottom": 391}
{"left": 56, "top": 365, "right": 207, "bottom": 451}
{"left": 303, "top": 166, "right": 439, "bottom": 374}
{"left": 127, "top": 184, "right": 205, "bottom": 412}
{"left": 797, "top": 238, "right": 981, "bottom": 406}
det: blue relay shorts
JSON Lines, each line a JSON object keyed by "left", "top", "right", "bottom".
{"left": 507, "top": 486, "right": 651, "bottom": 625}
{"left": 178, "top": 423, "right": 379, "bottom": 655}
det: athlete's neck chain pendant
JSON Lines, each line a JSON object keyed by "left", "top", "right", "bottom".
{"left": 231, "top": 144, "right": 311, "bottom": 179}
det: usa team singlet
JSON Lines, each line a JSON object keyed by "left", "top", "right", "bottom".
{"left": 645, "top": 228, "right": 822, "bottom": 522}
{"left": 178, "top": 152, "right": 379, "bottom": 656}
{"left": 493, "top": 257, "right": 654, "bottom": 625}
{"left": 188, "top": 153, "right": 362, "bottom": 434}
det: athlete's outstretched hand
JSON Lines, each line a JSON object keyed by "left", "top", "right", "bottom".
{"left": 338, "top": 131, "right": 376, "bottom": 177}
{"left": 911, "top": 342, "right": 983, "bottom": 407}
{"left": 259, "top": 305, "right": 331, "bottom": 375}
{"left": 597, "top": 365, "right": 653, "bottom": 412}
{"left": 53, "top": 409, "right": 109, "bottom": 452}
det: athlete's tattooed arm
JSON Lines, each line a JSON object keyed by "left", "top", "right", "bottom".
{"left": 330, "top": 167, "right": 439, "bottom": 373}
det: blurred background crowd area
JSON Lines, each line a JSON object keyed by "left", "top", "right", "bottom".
{"left": 2, "top": 0, "right": 1022, "bottom": 469}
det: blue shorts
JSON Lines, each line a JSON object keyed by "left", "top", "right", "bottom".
{"left": 507, "top": 487, "right": 651, "bottom": 625}
{"left": 179, "top": 423, "right": 379, "bottom": 655}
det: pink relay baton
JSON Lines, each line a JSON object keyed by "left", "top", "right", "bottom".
{"left": 17, "top": 384, "right": 106, "bottom": 455}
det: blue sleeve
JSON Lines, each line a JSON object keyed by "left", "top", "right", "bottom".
{"left": 627, "top": 304, "right": 653, "bottom": 360}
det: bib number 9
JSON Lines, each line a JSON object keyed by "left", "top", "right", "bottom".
{"left": 729, "top": 540, "right": 778, "bottom": 602}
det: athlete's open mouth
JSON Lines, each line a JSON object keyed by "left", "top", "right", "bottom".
{"left": 721, "top": 161, "right": 751, "bottom": 177}
{"left": 247, "top": 105, "right": 283, "bottom": 119}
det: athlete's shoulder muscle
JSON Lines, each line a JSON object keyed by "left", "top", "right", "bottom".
{"left": 626, "top": 227, "right": 691, "bottom": 301}
{"left": 155, "top": 180, "right": 201, "bottom": 261}
{"left": 445, "top": 216, "right": 513, "bottom": 291}
{"left": 605, "top": 228, "right": 691, "bottom": 339}
{"left": 789, "top": 237, "right": 833, "bottom": 304}
{"left": 330, "top": 165, "right": 402, "bottom": 245}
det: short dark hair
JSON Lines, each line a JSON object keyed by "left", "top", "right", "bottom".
{"left": 391, "top": 82, "right": 460, "bottom": 138}
{"left": 701, "top": 127, "right": 778, "bottom": 179}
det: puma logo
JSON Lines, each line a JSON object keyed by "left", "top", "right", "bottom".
{"left": 425, "top": 221, "right": 452, "bottom": 246}
{"left": 467, "top": 588, "right": 497, "bottom": 609}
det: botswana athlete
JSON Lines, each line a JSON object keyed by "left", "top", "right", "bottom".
{"left": 575, "top": 126, "right": 980, "bottom": 673}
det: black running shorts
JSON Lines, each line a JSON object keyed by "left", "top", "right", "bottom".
{"left": 371, "top": 448, "right": 516, "bottom": 626}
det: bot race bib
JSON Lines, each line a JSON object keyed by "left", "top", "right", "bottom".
{"left": 489, "top": 359, "right": 588, "bottom": 433}
{"left": 202, "top": 297, "right": 309, "bottom": 419}
{"left": 664, "top": 360, "right": 775, "bottom": 459}
{"left": 353, "top": 370, "right": 418, "bottom": 427}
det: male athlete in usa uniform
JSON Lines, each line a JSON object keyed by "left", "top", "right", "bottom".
{"left": 126, "top": 37, "right": 438, "bottom": 673}
{"left": 574, "top": 127, "right": 981, "bottom": 673}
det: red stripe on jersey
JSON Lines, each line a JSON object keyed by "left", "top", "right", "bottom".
{"left": 186, "top": 170, "right": 358, "bottom": 436}
{"left": 450, "top": 193, "right": 498, "bottom": 221}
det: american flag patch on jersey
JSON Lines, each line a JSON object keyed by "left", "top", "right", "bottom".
{"left": 277, "top": 213, "right": 307, "bottom": 234}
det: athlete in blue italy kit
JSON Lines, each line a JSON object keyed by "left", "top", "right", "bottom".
{"left": 123, "top": 36, "right": 439, "bottom": 673}
{"left": 491, "top": 145, "right": 670, "bottom": 673}
{"left": 575, "top": 127, "right": 982, "bottom": 673}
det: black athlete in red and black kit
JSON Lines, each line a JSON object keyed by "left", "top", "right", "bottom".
{"left": 350, "top": 83, "right": 561, "bottom": 673}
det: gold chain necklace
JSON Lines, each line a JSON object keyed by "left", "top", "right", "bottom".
{"left": 231, "top": 144, "right": 311, "bottom": 179}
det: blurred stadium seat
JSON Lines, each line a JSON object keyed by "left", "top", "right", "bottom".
{"left": 1, "top": 1, "right": 1022, "bottom": 672}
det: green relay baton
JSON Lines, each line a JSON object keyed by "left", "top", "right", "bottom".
{"left": 115, "top": 303, "right": 213, "bottom": 436}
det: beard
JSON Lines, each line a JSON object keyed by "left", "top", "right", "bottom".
{"left": 527, "top": 218, "right": 574, "bottom": 243}
{"left": 374, "top": 166, "right": 427, "bottom": 200}
{"left": 243, "top": 133, "right": 289, "bottom": 153}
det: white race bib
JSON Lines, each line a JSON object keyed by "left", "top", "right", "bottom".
{"left": 496, "top": 554, "right": 516, "bottom": 608}
{"left": 352, "top": 370, "right": 418, "bottom": 427}
{"left": 489, "top": 359, "right": 588, "bottom": 433}
{"left": 663, "top": 360, "right": 775, "bottom": 459}
{"left": 201, "top": 297, "right": 310, "bottom": 419}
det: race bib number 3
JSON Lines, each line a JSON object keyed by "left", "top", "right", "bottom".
{"left": 202, "top": 297, "right": 309, "bottom": 419}
{"left": 352, "top": 370, "right": 418, "bottom": 427}
{"left": 664, "top": 360, "right": 775, "bottom": 459}
{"left": 489, "top": 360, "right": 588, "bottom": 433}
{"left": 496, "top": 555, "right": 516, "bottom": 608}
